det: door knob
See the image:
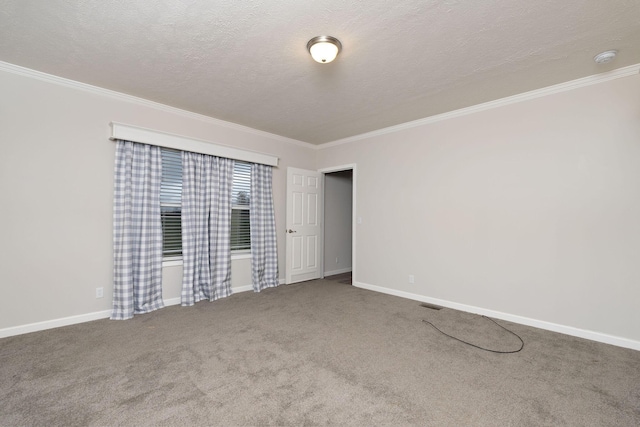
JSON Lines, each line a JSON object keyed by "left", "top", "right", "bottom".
{"left": 287, "top": 229, "right": 297, "bottom": 233}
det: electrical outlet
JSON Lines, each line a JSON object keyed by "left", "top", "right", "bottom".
{"left": 409, "top": 275, "right": 415, "bottom": 284}
{"left": 96, "top": 287, "right": 104, "bottom": 298}
{"left": 336, "top": 257, "right": 339, "bottom": 264}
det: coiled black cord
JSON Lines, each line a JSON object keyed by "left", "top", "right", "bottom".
{"left": 422, "top": 315, "right": 524, "bottom": 354}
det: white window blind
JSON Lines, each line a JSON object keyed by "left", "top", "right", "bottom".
{"left": 231, "top": 162, "right": 251, "bottom": 251}
{"left": 160, "top": 149, "right": 182, "bottom": 258}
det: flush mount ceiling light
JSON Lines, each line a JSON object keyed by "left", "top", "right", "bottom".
{"left": 307, "top": 36, "right": 342, "bottom": 64}
{"left": 593, "top": 50, "right": 618, "bottom": 64}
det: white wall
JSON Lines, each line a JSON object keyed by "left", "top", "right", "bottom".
{"left": 323, "top": 170, "right": 353, "bottom": 275}
{"left": 0, "top": 66, "right": 315, "bottom": 331}
{"left": 316, "top": 73, "right": 640, "bottom": 345}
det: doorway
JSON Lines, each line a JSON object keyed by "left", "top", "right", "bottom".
{"left": 321, "top": 166, "right": 355, "bottom": 284}
{"left": 284, "top": 165, "right": 356, "bottom": 285}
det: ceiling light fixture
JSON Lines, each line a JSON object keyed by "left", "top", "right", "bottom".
{"left": 593, "top": 50, "right": 618, "bottom": 64}
{"left": 307, "top": 36, "right": 342, "bottom": 64}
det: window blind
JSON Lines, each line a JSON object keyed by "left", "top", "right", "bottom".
{"left": 160, "top": 148, "right": 182, "bottom": 257}
{"left": 159, "top": 148, "right": 252, "bottom": 257}
{"left": 231, "top": 162, "right": 251, "bottom": 251}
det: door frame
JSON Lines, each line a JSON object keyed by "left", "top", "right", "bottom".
{"left": 318, "top": 164, "right": 357, "bottom": 284}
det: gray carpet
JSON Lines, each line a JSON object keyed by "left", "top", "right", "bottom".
{"left": 1, "top": 279, "right": 639, "bottom": 426}
{"left": 325, "top": 272, "right": 352, "bottom": 285}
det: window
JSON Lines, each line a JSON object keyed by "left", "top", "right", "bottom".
{"left": 160, "top": 149, "right": 182, "bottom": 258}
{"left": 159, "top": 148, "right": 251, "bottom": 258}
{"left": 231, "top": 162, "right": 251, "bottom": 251}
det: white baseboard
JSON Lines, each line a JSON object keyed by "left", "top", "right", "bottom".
{"left": 0, "top": 310, "right": 112, "bottom": 339}
{"left": 232, "top": 278, "right": 286, "bottom": 294}
{"left": 324, "top": 268, "right": 353, "bottom": 277}
{"left": 0, "top": 278, "right": 289, "bottom": 339}
{"left": 163, "top": 297, "right": 181, "bottom": 306}
{"left": 353, "top": 281, "right": 640, "bottom": 352}
{"left": 0, "top": 297, "right": 184, "bottom": 338}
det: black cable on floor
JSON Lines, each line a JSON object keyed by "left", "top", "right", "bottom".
{"left": 422, "top": 315, "right": 524, "bottom": 354}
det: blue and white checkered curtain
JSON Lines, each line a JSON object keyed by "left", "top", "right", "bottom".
{"left": 181, "top": 152, "right": 234, "bottom": 305}
{"left": 250, "top": 164, "right": 279, "bottom": 291}
{"left": 111, "top": 140, "right": 164, "bottom": 320}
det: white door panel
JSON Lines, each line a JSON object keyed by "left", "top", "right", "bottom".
{"left": 286, "top": 167, "right": 322, "bottom": 284}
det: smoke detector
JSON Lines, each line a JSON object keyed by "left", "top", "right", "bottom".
{"left": 593, "top": 50, "right": 618, "bottom": 64}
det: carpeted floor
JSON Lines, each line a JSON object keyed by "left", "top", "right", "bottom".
{"left": 324, "top": 272, "right": 352, "bottom": 285}
{"left": 1, "top": 279, "right": 639, "bottom": 426}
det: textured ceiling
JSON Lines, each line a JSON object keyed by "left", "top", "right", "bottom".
{"left": 1, "top": 1, "right": 639, "bottom": 144}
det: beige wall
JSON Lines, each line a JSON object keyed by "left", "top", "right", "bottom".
{"left": 2, "top": 64, "right": 639, "bottom": 347}
{"left": 316, "top": 74, "right": 640, "bottom": 343}
{"left": 323, "top": 170, "right": 353, "bottom": 274}
{"left": 0, "top": 68, "right": 314, "bottom": 330}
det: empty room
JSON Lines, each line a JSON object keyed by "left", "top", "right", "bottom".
{"left": 1, "top": 1, "right": 639, "bottom": 425}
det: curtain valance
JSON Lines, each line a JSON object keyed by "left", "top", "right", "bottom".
{"left": 110, "top": 122, "right": 279, "bottom": 167}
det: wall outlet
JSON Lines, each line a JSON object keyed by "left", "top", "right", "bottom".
{"left": 409, "top": 275, "right": 415, "bottom": 284}
{"left": 336, "top": 257, "right": 339, "bottom": 264}
{"left": 96, "top": 287, "right": 104, "bottom": 298}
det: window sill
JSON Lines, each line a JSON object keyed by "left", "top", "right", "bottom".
{"left": 162, "top": 252, "right": 251, "bottom": 267}
{"left": 162, "top": 258, "right": 183, "bottom": 267}
{"left": 231, "top": 251, "right": 252, "bottom": 260}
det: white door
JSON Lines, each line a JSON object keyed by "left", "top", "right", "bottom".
{"left": 286, "top": 167, "right": 323, "bottom": 284}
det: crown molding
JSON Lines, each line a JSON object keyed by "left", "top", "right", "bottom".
{"left": 3, "top": 60, "right": 637, "bottom": 151}
{"left": 317, "top": 63, "right": 640, "bottom": 150}
{"left": 0, "top": 60, "right": 316, "bottom": 150}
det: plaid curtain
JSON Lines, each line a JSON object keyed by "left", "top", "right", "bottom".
{"left": 181, "top": 152, "right": 234, "bottom": 305}
{"left": 250, "top": 164, "right": 279, "bottom": 291}
{"left": 111, "top": 140, "right": 164, "bottom": 320}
